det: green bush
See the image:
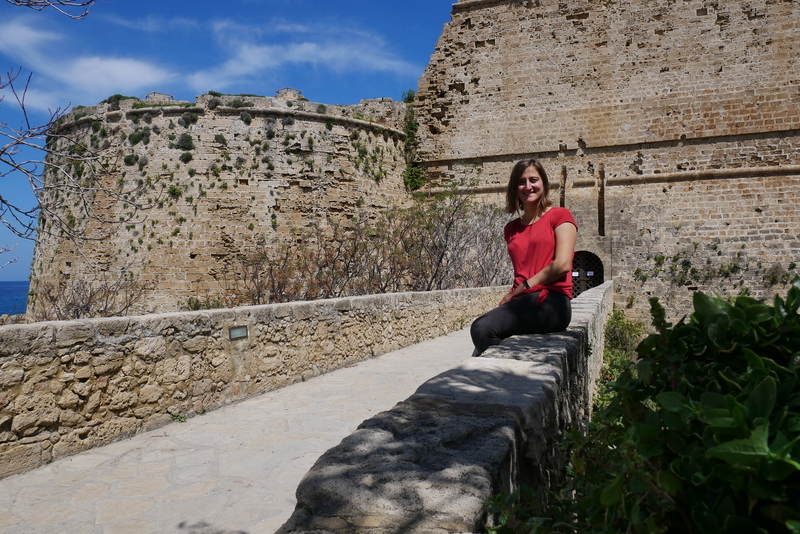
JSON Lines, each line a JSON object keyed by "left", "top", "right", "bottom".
{"left": 179, "top": 152, "right": 193, "bottom": 164}
{"left": 403, "top": 163, "right": 425, "bottom": 191}
{"left": 184, "top": 296, "right": 222, "bottom": 311}
{"left": 176, "top": 133, "right": 194, "bottom": 151}
{"left": 167, "top": 185, "right": 182, "bottom": 199}
{"left": 214, "top": 134, "right": 227, "bottom": 146}
{"left": 240, "top": 111, "right": 253, "bottom": 125}
{"left": 103, "top": 94, "right": 138, "bottom": 111}
{"left": 123, "top": 154, "right": 138, "bottom": 166}
{"left": 490, "top": 280, "right": 800, "bottom": 534}
{"left": 229, "top": 98, "right": 254, "bottom": 109}
{"left": 128, "top": 127, "right": 151, "bottom": 146}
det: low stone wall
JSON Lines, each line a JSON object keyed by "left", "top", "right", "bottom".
{"left": 0, "top": 287, "right": 502, "bottom": 479}
{"left": 278, "top": 281, "right": 613, "bottom": 534}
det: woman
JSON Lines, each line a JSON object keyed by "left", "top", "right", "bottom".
{"left": 470, "top": 158, "right": 578, "bottom": 355}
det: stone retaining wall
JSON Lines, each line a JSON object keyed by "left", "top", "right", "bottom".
{"left": 0, "top": 287, "right": 502, "bottom": 479}
{"left": 278, "top": 281, "right": 613, "bottom": 534}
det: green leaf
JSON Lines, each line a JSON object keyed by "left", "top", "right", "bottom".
{"left": 762, "top": 458, "right": 800, "bottom": 481}
{"left": 637, "top": 358, "right": 652, "bottom": 383}
{"left": 694, "top": 292, "right": 731, "bottom": 323}
{"left": 787, "top": 520, "right": 800, "bottom": 534}
{"left": 748, "top": 477, "right": 788, "bottom": 501}
{"left": 743, "top": 348, "right": 766, "bottom": 372}
{"left": 658, "top": 470, "right": 682, "bottom": 495}
{"left": 744, "top": 377, "right": 777, "bottom": 421}
{"left": 600, "top": 475, "right": 624, "bottom": 506}
{"left": 657, "top": 391, "right": 687, "bottom": 413}
{"left": 707, "top": 422, "right": 770, "bottom": 467}
{"left": 631, "top": 502, "right": 646, "bottom": 533}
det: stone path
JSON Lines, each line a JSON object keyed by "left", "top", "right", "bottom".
{"left": 0, "top": 327, "right": 475, "bottom": 534}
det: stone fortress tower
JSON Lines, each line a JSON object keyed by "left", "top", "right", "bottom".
{"left": 31, "top": 0, "right": 800, "bottom": 320}
{"left": 415, "top": 0, "right": 800, "bottom": 318}
{"left": 30, "top": 91, "right": 410, "bottom": 313}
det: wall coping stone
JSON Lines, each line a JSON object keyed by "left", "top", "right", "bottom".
{"left": 278, "top": 281, "right": 614, "bottom": 534}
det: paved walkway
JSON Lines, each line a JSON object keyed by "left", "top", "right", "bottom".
{"left": 0, "top": 327, "right": 475, "bottom": 534}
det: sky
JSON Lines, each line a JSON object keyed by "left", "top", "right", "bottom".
{"left": 0, "top": 0, "right": 454, "bottom": 281}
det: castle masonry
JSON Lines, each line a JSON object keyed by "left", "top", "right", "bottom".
{"left": 416, "top": 0, "right": 800, "bottom": 318}
{"left": 30, "top": 94, "right": 410, "bottom": 314}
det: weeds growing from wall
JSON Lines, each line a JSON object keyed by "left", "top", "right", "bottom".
{"left": 401, "top": 89, "right": 424, "bottom": 191}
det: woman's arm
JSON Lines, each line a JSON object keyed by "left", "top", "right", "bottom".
{"left": 499, "top": 222, "right": 577, "bottom": 306}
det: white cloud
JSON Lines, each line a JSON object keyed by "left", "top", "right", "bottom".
{"left": 188, "top": 21, "right": 419, "bottom": 93}
{"left": 100, "top": 14, "right": 199, "bottom": 33}
{"left": 0, "top": 16, "right": 174, "bottom": 110}
{"left": 59, "top": 57, "right": 174, "bottom": 95}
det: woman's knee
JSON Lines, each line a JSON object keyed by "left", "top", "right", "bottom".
{"left": 470, "top": 315, "right": 490, "bottom": 345}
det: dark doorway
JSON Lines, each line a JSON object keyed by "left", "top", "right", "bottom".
{"left": 573, "top": 251, "right": 604, "bottom": 297}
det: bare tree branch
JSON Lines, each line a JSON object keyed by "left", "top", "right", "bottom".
{"left": 1, "top": 69, "right": 158, "bottom": 248}
{"left": 0, "top": 243, "right": 18, "bottom": 270}
{"left": 4, "top": 0, "right": 95, "bottom": 19}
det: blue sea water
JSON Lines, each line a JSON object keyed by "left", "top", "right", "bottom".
{"left": 0, "top": 281, "right": 29, "bottom": 315}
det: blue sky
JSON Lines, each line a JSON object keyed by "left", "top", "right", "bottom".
{"left": 0, "top": 0, "right": 453, "bottom": 281}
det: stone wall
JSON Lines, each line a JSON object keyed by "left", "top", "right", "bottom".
{"left": 30, "top": 94, "right": 411, "bottom": 314}
{"left": 0, "top": 287, "right": 502, "bottom": 479}
{"left": 278, "top": 281, "right": 613, "bottom": 534}
{"left": 416, "top": 0, "right": 800, "bottom": 321}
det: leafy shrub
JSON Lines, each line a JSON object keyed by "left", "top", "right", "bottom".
{"left": 208, "top": 97, "right": 222, "bottom": 110}
{"left": 167, "top": 185, "right": 182, "bottom": 199}
{"left": 176, "top": 133, "right": 194, "bottom": 150}
{"left": 184, "top": 296, "right": 222, "bottom": 311}
{"left": 317, "top": 104, "right": 327, "bottom": 114}
{"left": 403, "top": 163, "right": 425, "bottom": 191}
{"left": 179, "top": 152, "right": 193, "bottom": 164}
{"left": 123, "top": 154, "right": 138, "bottom": 166}
{"left": 240, "top": 111, "right": 252, "bottom": 125}
{"left": 493, "top": 281, "right": 800, "bottom": 534}
{"left": 281, "top": 115, "right": 295, "bottom": 126}
{"left": 103, "top": 94, "right": 138, "bottom": 111}
{"left": 214, "top": 134, "right": 227, "bottom": 146}
{"left": 229, "top": 98, "right": 254, "bottom": 109}
{"left": 177, "top": 112, "right": 199, "bottom": 128}
{"left": 128, "top": 126, "right": 151, "bottom": 146}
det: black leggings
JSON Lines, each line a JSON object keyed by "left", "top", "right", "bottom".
{"left": 470, "top": 290, "right": 572, "bottom": 356}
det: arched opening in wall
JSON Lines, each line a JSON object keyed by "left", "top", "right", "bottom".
{"left": 572, "top": 251, "right": 604, "bottom": 297}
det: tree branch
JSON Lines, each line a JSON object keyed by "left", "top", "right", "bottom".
{"left": 4, "top": 0, "right": 95, "bottom": 19}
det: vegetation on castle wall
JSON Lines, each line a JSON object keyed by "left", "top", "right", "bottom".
{"left": 401, "top": 89, "right": 424, "bottom": 191}
{"left": 102, "top": 94, "right": 138, "bottom": 111}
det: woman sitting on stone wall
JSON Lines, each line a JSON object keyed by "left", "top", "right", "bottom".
{"left": 470, "top": 158, "right": 578, "bottom": 355}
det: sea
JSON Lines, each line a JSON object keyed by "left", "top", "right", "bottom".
{"left": 0, "top": 281, "right": 29, "bottom": 316}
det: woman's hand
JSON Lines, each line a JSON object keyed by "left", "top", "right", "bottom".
{"left": 499, "top": 291, "right": 515, "bottom": 307}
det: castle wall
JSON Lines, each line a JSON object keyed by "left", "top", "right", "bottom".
{"left": 416, "top": 0, "right": 800, "bottom": 320}
{"left": 31, "top": 95, "right": 411, "bottom": 314}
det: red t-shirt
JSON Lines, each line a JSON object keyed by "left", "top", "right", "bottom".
{"left": 503, "top": 207, "right": 578, "bottom": 299}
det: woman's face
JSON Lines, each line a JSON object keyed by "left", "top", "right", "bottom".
{"left": 517, "top": 166, "right": 544, "bottom": 206}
